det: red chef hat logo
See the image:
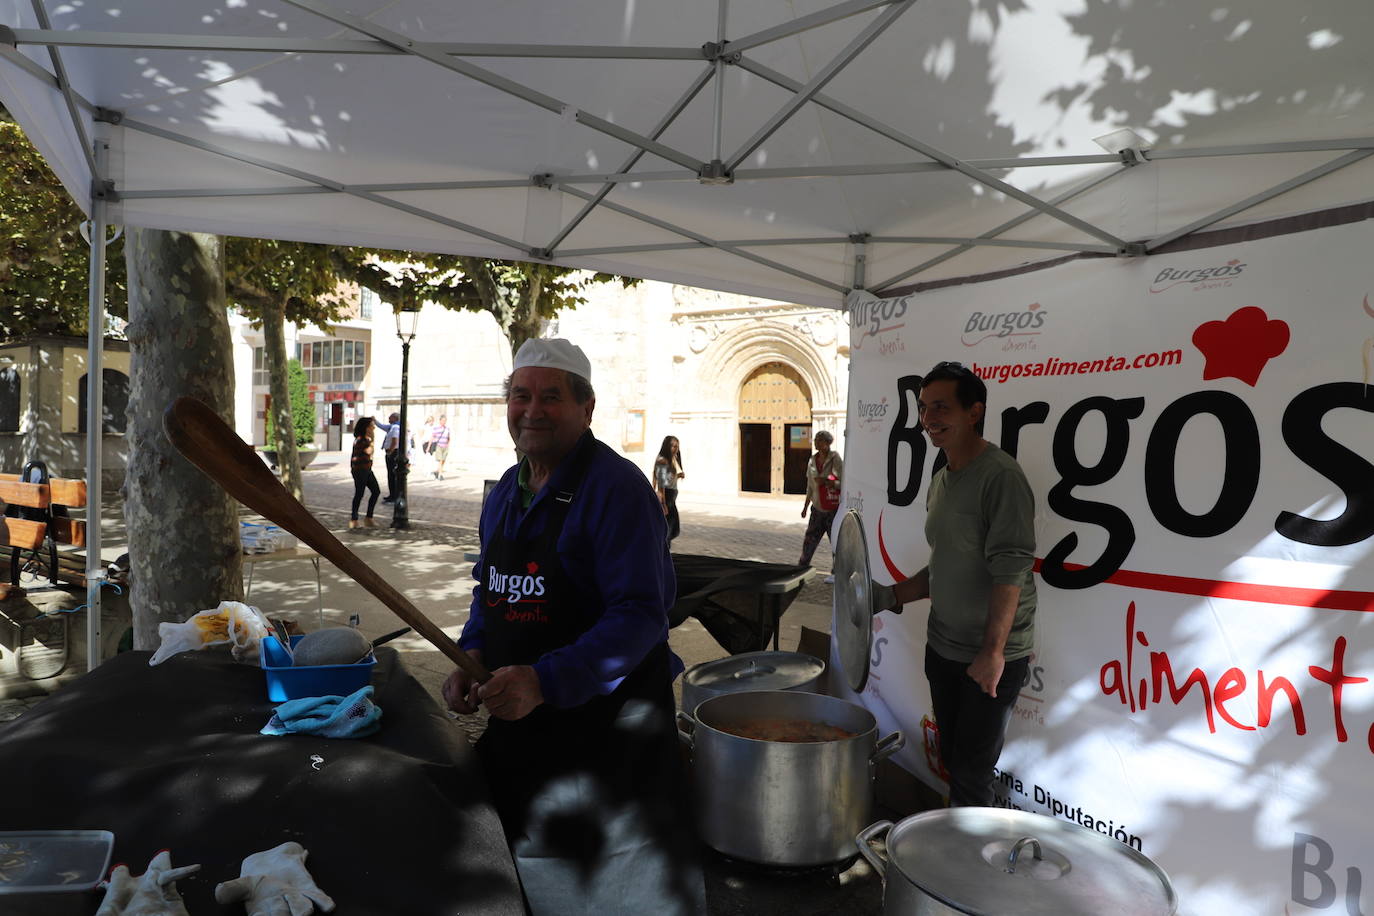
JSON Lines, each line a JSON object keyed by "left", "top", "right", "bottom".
{"left": 1191, "top": 306, "right": 1290, "bottom": 387}
{"left": 526, "top": 561, "right": 539, "bottom": 575}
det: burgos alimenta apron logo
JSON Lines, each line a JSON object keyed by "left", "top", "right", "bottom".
{"left": 488, "top": 562, "right": 549, "bottom": 623}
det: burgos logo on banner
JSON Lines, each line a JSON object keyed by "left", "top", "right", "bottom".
{"left": 849, "top": 294, "right": 908, "bottom": 353}
{"left": 961, "top": 302, "right": 1047, "bottom": 349}
{"left": 855, "top": 396, "right": 888, "bottom": 431}
{"left": 1149, "top": 258, "right": 1247, "bottom": 293}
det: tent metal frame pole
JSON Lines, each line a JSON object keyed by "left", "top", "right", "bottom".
{"left": 557, "top": 233, "right": 1114, "bottom": 257}
{"left": 543, "top": 67, "right": 715, "bottom": 254}
{"left": 725, "top": 0, "right": 900, "bottom": 55}
{"left": 556, "top": 155, "right": 1121, "bottom": 183}
{"left": 9, "top": 29, "right": 704, "bottom": 60}
{"left": 872, "top": 236, "right": 1115, "bottom": 252}
{"left": 561, "top": 185, "right": 846, "bottom": 292}
{"left": 0, "top": 35, "right": 86, "bottom": 93}
{"left": 558, "top": 242, "right": 708, "bottom": 257}
{"left": 873, "top": 165, "right": 1128, "bottom": 291}
{"left": 279, "top": 0, "right": 705, "bottom": 173}
{"left": 28, "top": 1, "right": 96, "bottom": 177}
{"left": 84, "top": 135, "right": 109, "bottom": 673}
{"left": 123, "top": 177, "right": 533, "bottom": 199}
{"left": 725, "top": 0, "right": 915, "bottom": 173}
{"left": 711, "top": 0, "right": 728, "bottom": 164}
{"left": 1145, "top": 137, "right": 1374, "bottom": 160}
{"left": 121, "top": 187, "right": 338, "bottom": 200}
{"left": 1145, "top": 149, "right": 1374, "bottom": 252}
{"left": 115, "top": 135, "right": 1374, "bottom": 199}
{"left": 851, "top": 234, "right": 868, "bottom": 290}
{"left": 120, "top": 118, "right": 534, "bottom": 253}
{"left": 736, "top": 56, "right": 1133, "bottom": 251}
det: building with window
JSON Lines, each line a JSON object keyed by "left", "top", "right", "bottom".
{"left": 230, "top": 286, "right": 375, "bottom": 452}
{"left": 368, "top": 280, "right": 848, "bottom": 500}
{"left": 0, "top": 336, "right": 131, "bottom": 485}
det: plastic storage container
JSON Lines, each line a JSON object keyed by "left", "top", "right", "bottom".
{"left": 261, "top": 634, "right": 375, "bottom": 702}
{"left": 0, "top": 830, "right": 114, "bottom": 916}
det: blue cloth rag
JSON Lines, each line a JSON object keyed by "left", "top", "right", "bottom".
{"left": 261, "top": 685, "right": 382, "bottom": 738}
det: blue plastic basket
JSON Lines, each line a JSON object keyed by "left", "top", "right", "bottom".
{"left": 261, "top": 634, "right": 375, "bottom": 702}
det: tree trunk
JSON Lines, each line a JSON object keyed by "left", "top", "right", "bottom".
{"left": 123, "top": 229, "right": 243, "bottom": 648}
{"left": 507, "top": 265, "right": 546, "bottom": 358}
{"left": 261, "top": 297, "right": 303, "bottom": 501}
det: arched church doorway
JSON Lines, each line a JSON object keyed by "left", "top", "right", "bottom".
{"left": 738, "top": 361, "right": 812, "bottom": 496}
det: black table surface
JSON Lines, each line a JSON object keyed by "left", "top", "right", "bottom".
{"left": 0, "top": 647, "right": 523, "bottom": 915}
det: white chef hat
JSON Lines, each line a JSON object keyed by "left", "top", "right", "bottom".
{"left": 512, "top": 338, "right": 592, "bottom": 383}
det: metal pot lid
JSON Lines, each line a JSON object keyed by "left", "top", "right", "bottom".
{"left": 832, "top": 510, "right": 874, "bottom": 692}
{"left": 684, "top": 651, "right": 825, "bottom": 693}
{"left": 885, "top": 808, "right": 1177, "bottom": 916}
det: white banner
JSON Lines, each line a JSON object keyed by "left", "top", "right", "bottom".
{"left": 838, "top": 220, "right": 1374, "bottom": 914}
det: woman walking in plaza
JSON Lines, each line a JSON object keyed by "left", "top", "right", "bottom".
{"left": 799, "top": 430, "right": 842, "bottom": 567}
{"left": 653, "top": 435, "right": 685, "bottom": 542}
{"left": 430, "top": 415, "right": 451, "bottom": 480}
{"left": 349, "top": 416, "right": 381, "bottom": 528}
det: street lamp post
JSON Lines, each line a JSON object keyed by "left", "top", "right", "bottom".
{"left": 392, "top": 304, "right": 420, "bottom": 529}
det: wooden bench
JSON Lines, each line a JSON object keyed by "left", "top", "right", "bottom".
{"left": 0, "top": 472, "right": 89, "bottom": 600}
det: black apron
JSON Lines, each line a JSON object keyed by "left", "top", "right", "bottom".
{"left": 476, "top": 442, "right": 704, "bottom": 915}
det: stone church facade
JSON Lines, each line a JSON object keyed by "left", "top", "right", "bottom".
{"left": 368, "top": 280, "right": 850, "bottom": 501}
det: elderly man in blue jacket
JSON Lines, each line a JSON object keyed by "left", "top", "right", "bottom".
{"left": 442, "top": 338, "right": 704, "bottom": 915}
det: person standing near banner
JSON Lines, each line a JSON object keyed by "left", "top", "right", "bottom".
{"left": 799, "top": 430, "right": 843, "bottom": 567}
{"left": 873, "top": 361, "right": 1037, "bottom": 808}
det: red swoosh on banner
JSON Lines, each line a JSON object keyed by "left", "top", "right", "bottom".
{"left": 875, "top": 510, "right": 909, "bottom": 581}
{"left": 1033, "top": 560, "right": 1374, "bottom": 612}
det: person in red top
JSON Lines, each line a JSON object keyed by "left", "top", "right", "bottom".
{"left": 799, "top": 429, "right": 843, "bottom": 566}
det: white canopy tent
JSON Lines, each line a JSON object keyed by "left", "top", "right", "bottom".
{"left": 1, "top": 1, "right": 1371, "bottom": 663}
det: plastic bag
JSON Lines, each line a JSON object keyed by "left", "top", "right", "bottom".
{"left": 149, "top": 601, "right": 272, "bottom": 666}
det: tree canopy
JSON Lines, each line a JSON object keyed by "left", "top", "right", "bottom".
{"left": 225, "top": 237, "right": 350, "bottom": 331}
{"left": 0, "top": 107, "right": 127, "bottom": 340}
{"left": 333, "top": 249, "right": 637, "bottom": 356}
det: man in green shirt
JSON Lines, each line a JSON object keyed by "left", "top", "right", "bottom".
{"left": 875, "top": 361, "right": 1036, "bottom": 806}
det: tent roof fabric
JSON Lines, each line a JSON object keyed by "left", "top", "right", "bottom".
{"left": 2, "top": 0, "right": 1372, "bottom": 307}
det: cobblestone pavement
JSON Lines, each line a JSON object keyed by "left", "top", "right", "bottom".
{"left": 311, "top": 454, "right": 835, "bottom": 574}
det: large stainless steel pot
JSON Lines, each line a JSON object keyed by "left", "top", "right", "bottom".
{"left": 856, "top": 808, "right": 1177, "bottom": 915}
{"left": 678, "top": 690, "right": 904, "bottom": 866}
{"left": 680, "top": 651, "right": 826, "bottom": 715}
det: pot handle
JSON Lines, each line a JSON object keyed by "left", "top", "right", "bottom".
{"left": 854, "top": 820, "right": 893, "bottom": 879}
{"left": 870, "top": 730, "right": 905, "bottom": 764}
{"left": 676, "top": 710, "right": 695, "bottom": 749}
{"left": 1005, "top": 836, "right": 1043, "bottom": 875}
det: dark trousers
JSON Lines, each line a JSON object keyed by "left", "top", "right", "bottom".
{"left": 798, "top": 507, "right": 836, "bottom": 565}
{"left": 384, "top": 448, "right": 399, "bottom": 498}
{"left": 351, "top": 469, "right": 380, "bottom": 519}
{"left": 925, "top": 644, "right": 1029, "bottom": 807}
{"left": 664, "top": 488, "right": 680, "bottom": 542}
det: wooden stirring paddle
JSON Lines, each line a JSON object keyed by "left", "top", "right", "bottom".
{"left": 162, "top": 396, "right": 491, "bottom": 685}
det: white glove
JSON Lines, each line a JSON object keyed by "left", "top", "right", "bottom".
{"left": 96, "top": 850, "right": 199, "bottom": 916}
{"left": 871, "top": 580, "right": 900, "bottom": 613}
{"left": 214, "top": 842, "right": 335, "bottom": 916}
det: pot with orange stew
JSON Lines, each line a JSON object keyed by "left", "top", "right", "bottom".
{"left": 678, "top": 690, "right": 904, "bottom": 866}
